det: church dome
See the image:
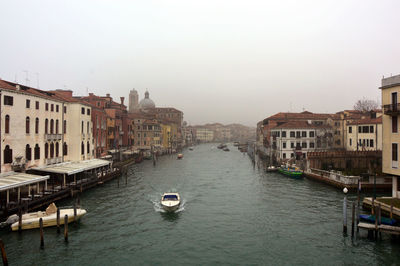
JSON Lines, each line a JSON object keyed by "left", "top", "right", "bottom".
{"left": 139, "top": 91, "right": 155, "bottom": 110}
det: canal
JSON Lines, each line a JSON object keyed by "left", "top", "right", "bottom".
{"left": 1, "top": 143, "right": 400, "bottom": 265}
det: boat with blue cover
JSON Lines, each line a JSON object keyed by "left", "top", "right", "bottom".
{"left": 161, "top": 193, "right": 181, "bottom": 212}
{"left": 359, "top": 214, "right": 397, "bottom": 226}
{"left": 278, "top": 165, "right": 303, "bottom": 179}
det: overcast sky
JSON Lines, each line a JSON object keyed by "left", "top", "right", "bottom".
{"left": 1, "top": 0, "right": 399, "bottom": 127}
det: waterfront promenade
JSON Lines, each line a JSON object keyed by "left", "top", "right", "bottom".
{"left": 0, "top": 143, "right": 399, "bottom": 265}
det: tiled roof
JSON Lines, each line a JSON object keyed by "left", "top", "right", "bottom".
{"left": 0, "top": 79, "right": 64, "bottom": 102}
{"left": 347, "top": 117, "right": 382, "bottom": 125}
{"left": 266, "top": 111, "right": 334, "bottom": 121}
{"left": 271, "top": 120, "right": 331, "bottom": 129}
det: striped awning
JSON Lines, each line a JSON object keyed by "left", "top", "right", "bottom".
{"left": 0, "top": 172, "right": 49, "bottom": 192}
{"left": 32, "top": 159, "right": 111, "bottom": 176}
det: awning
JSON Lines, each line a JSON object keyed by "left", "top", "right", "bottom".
{"left": 0, "top": 172, "right": 50, "bottom": 192}
{"left": 31, "top": 159, "right": 111, "bottom": 176}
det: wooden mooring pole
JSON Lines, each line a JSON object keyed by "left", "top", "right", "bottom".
{"left": 351, "top": 202, "right": 355, "bottom": 238}
{"left": 0, "top": 239, "right": 8, "bottom": 266}
{"left": 390, "top": 199, "right": 393, "bottom": 219}
{"left": 378, "top": 203, "right": 382, "bottom": 240}
{"left": 39, "top": 218, "right": 44, "bottom": 248}
{"left": 18, "top": 207, "right": 22, "bottom": 232}
{"left": 64, "top": 215, "right": 68, "bottom": 242}
{"left": 56, "top": 208, "right": 60, "bottom": 233}
{"left": 73, "top": 203, "right": 77, "bottom": 222}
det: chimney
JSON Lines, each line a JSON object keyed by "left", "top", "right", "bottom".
{"left": 106, "top": 93, "right": 110, "bottom": 97}
{"left": 120, "top": 97, "right": 125, "bottom": 105}
{"left": 89, "top": 93, "right": 94, "bottom": 96}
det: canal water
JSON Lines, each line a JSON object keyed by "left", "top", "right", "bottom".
{"left": 1, "top": 143, "right": 400, "bottom": 265}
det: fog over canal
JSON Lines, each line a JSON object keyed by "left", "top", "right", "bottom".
{"left": 1, "top": 143, "right": 400, "bottom": 265}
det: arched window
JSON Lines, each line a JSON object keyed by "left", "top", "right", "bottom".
{"left": 50, "top": 142, "right": 54, "bottom": 158}
{"left": 35, "top": 118, "right": 39, "bottom": 134}
{"left": 87, "top": 121, "right": 90, "bottom": 134}
{"left": 25, "top": 144, "right": 31, "bottom": 161}
{"left": 81, "top": 142, "right": 84, "bottom": 155}
{"left": 56, "top": 120, "right": 59, "bottom": 134}
{"left": 81, "top": 121, "right": 84, "bottom": 133}
{"left": 56, "top": 142, "right": 59, "bottom": 157}
{"left": 26, "top": 117, "right": 30, "bottom": 134}
{"left": 63, "top": 142, "right": 68, "bottom": 156}
{"left": 34, "top": 144, "right": 40, "bottom": 160}
{"left": 87, "top": 141, "right": 90, "bottom": 154}
{"left": 5, "top": 115, "right": 10, "bottom": 134}
{"left": 63, "top": 120, "right": 67, "bottom": 134}
{"left": 4, "top": 145, "right": 12, "bottom": 164}
{"left": 50, "top": 119, "right": 54, "bottom": 134}
{"left": 45, "top": 119, "right": 48, "bottom": 134}
{"left": 45, "top": 143, "right": 49, "bottom": 158}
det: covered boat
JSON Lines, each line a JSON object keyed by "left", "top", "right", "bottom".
{"left": 6, "top": 203, "right": 87, "bottom": 231}
{"left": 359, "top": 214, "right": 397, "bottom": 226}
{"left": 278, "top": 165, "right": 303, "bottom": 179}
{"left": 160, "top": 193, "right": 181, "bottom": 212}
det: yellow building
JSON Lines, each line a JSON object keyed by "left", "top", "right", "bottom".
{"left": 161, "top": 124, "right": 171, "bottom": 151}
{"left": 381, "top": 74, "right": 400, "bottom": 198}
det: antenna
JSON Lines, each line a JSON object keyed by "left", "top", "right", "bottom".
{"left": 35, "top": 72, "right": 40, "bottom": 88}
{"left": 23, "top": 70, "right": 29, "bottom": 86}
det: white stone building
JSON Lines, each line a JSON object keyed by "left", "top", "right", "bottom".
{"left": 196, "top": 128, "right": 214, "bottom": 142}
{"left": 346, "top": 116, "right": 382, "bottom": 151}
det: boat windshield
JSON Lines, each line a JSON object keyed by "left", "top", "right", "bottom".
{"left": 163, "top": 195, "right": 178, "bottom": 201}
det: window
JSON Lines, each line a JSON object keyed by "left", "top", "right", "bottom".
{"left": 370, "top": 126, "right": 374, "bottom": 133}
{"left": 290, "top": 142, "right": 294, "bottom": 148}
{"left": 392, "top": 143, "right": 398, "bottom": 162}
{"left": 393, "top": 116, "right": 398, "bottom": 133}
{"left": 5, "top": 115, "right": 10, "bottom": 134}
{"left": 26, "top": 117, "right": 30, "bottom": 134}
{"left": 35, "top": 118, "right": 39, "bottom": 134}
{"left": 56, "top": 105, "right": 59, "bottom": 112}
{"left": 370, "top": 139, "right": 374, "bottom": 148}
{"left": 45, "top": 103, "right": 49, "bottom": 111}
{"left": 51, "top": 104, "right": 54, "bottom": 112}
{"left": 363, "top": 126, "right": 369, "bottom": 133}
{"left": 310, "top": 142, "right": 315, "bottom": 148}
{"left": 45, "top": 119, "right": 48, "bottom": 134}
{"left": 87, "top": 121, "right": 90, "bottom": 133}
{"left": 34, "top": 144, "right": 40, "bottom": 160}
{"left": 81, "top": 142, "right": 84, "bottom": 155}
{"left": 64, "top": 120, "right": 67, "bottom": 134}
{"left": 45, "top": 143, "right": 48, "bottom": 158}
{"left": 87, "top": 108, "right": 90, "bottom": 115}
{"left": 296, "top": 131, "right": 301, "bottom": 138}
{"left": 81, "top": 107, "right": 85, "bottom": 114}
{"left": 35, "top": 101, "right": 39, "bottom": 109}
{"left": 26, "top": 144, "right": 31, "bottom": 161}
{"left": 282, "top": 142, "right": 286, "bottom": 148}
{"left": 87, "top": 141, "right": 90, "bottom": 154}
{"left": 56, "top": 142, "right": 59, "bottom": 157}
{"left": 64, "top": 106, "right": 67, "bottom": 113}
{"left": 63, "top": 142, "right": 68, "bottom": 156}
{"left": 291, "top": 153, "right": 294, "bottom": 158}
{"left": 290, "top": 131, "right": 295, "bottom": 138}
{"left": 283, "top": 153, "right": 286, "bottom": 159}
{"left": 82, "top": 121, "right": 84, "bottom": 133}
{"left": 350, "top": 139, "right": 352, "bottom": 146}
{"left": 26, "top": 99, "right": 30, "bottom": 108}
{"left": 302, "top": 142, "right": 307, "bottom": 148}
{"left": 349, "top": 127, "right": 352, "bottom": 133}
{"left": 50, "top": 142, "right": 54, "bottom": 158}
{"left": 358, "top": 126, "right": 362, "bottom": 133}
{"left": 4, "top": 145, "right": 12, "bottom": 164}
{"left": 4, "top": 96, "right": 13, "bottom": 106}
{"left": 282, "top": 131, "right": 286, "bottom": 138}
{"left": 309, "top": 131, "right": 315, "bottom": 137}
{"left": 302, "top": 131, "right": 306, "bottom": 137}
{"left": 56, "top": 120, "right": 59, "bottom": 134}
{"left": 50, "top": 119, "right": 54, "bottom": 134}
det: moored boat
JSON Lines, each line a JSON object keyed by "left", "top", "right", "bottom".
{"left": 278, "top": 165, "right": 303, "bottom": 179}
{"left": 6, "top": 203, "right": 87, "bottom": 231}
{"left": 359, "top": 214, "right": 397, "bottom": 226}
{"left": 223, "top": 147, "right": 230, "bottom": 151}
{"left": 177, "top": 153, "right": 183, "bottom": 159}
{"left": 160, "top": 193, "right": 181, "bottom": 212}
{"left": 266, "top": 166, "right": 278, "bottom": 172}
{"left": 217, "top": 143, "right": 226, "bottom": 149}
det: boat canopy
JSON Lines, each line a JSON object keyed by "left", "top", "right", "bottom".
{"left": 163, "top": 194, "right": 178, "bottom": 200}
{"left": 31, "top": 159, "right": 111, "bottom": 176}
{"left": 0, "top": 172, "right": 49, "bottom": 192}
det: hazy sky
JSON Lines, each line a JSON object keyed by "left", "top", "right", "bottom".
{"left": 1, "top": 0, "right": 399, "bottom": 126}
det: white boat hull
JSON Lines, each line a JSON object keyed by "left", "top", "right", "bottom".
{"left": 160, "top": 202, "right": 180, "bottom": 212}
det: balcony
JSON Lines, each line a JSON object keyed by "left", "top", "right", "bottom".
{"left": 384, "top": 103, "right": 400, "bottom": 116}
{"left": 45, "top": 134, "right": 62, "bottom": 141}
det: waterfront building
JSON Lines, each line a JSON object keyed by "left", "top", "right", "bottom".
{"left": 381, "top": 74, "right": 400, "bottom": 198}
{"left": 0, "top": 80, "right": 64, "bottom": 172}
{"left": 196, "top": 128, "right": 214, "bottom": 142}
{"left": 134, "top": 119, "right": 162, "bottom": 150}
{"left": 270, "top": 121, "right": 333, "bottom": 161}
{"left": 346, "top": 115, "right": 382, "bottom": 151}
{"left": 161, "top": 123, "right": 172, "bottom": 152}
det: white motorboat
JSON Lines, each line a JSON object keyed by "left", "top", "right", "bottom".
{"left": 160, "top": 193, "right": 181, "bottom": 212}
{"left": 6, "top": 203, "right": 87, "bottom": 231}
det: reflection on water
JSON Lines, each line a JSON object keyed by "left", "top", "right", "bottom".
{"left": 161, "top": 211, "right": 181, "bottom": 222}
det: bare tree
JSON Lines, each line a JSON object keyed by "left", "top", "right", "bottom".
{"left": 353, "top": 98, "right": 379, "bottom": 112}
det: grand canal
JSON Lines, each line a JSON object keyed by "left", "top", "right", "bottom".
{"left": 1, "top": 143, "right": 400, "bottom": 265}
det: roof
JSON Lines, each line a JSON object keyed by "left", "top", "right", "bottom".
{"left": 0, "top": 172, "right": 49, "bottom": 192}
{"left": 271, "top": 121, "right": 331, "bottom": 129}
{"left": 347, "top": 117, "right": 382, "bottom": 126}
{"left": 266, "top": 111, "right": 334, "bottom": 121}
{"left": 31, "top": 159, "right": 111, "bottom": 175}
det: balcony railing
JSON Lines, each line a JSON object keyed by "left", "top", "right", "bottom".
{"left": 45, "top": 134, "right": 62, "bottom": 141}
{"left": 384, "top": 103, "right": 400, "bottom": 116}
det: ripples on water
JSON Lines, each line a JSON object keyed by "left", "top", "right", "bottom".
{"left": 2, "top": 143, "right": 400, "bottom": 265}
